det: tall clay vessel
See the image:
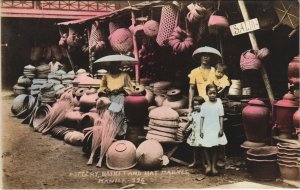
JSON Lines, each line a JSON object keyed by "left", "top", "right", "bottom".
{"left": 242, "top": 99, "right": 270, "bottom": 142}
{"left": 288, "top": 55, "right": 300, "bottom": 84}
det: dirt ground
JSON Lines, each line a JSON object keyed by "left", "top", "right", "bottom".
{"left": 1, "top": 92, "right": 294, "bottom": 189}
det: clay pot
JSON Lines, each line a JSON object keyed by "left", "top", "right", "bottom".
{"left": 79, "top": 93, "right": 99, "bottom": 112}
{"left": 273, "top": 95, "right": 299, "bottom": 139}
{"left": 278, "top": 163, "right": 300, "bottom": 180}
{"left": 64, "top": 110, "right": 83, "bottom": 129}
{"left": 242, "top": 99, "right": 270, "bottom": 142}
{"left": 246, "top": 157, "right": 280, "bottom": 181}
{"left": 13, "top": 84, "right": 26, "bottom": 95}
{"left": 293, "top": 108, "right": 300, "bottom": 132}
{"left": 136, "top": 139, "right": 167, "bottom": 170}
{"left": 79, "top": 112, "right": 100, "bottom": 131}
{"left": 124, "top": 91, "right": 149, "bottom": 126}
{"left": 166, "top": 89, "right": 182, "bottom": 102}
{"left": 288, "top": 55, "right": 300, "bottom": 84}
{"left": 162, "top": 96, "right": 188, "bottom": 110}
{"left": 246, "top": 146, "right": 278, "bottom": 160}
{"left": 106, "top": 140, "right": 137, "bottom": 170}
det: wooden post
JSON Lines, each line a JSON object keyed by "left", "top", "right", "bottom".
{"left": 238, "top": 0, "right": 275, "bottom": 104}
{"left": 130, "top": 9, "right": 140, "bottom": 84}
{"left": 58, "top": 26, "right": 75, "bottom": 71}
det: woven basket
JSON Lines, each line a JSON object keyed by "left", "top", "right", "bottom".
{"left": 156, "top": 4, "right": 179, "bottom": 47}
{"left": 109, "top": 21, "right": 120, "bottom": 35}
{"left": 109, "top": 28, "right": 133, "bottom": 53}
{"left": 240, "top": 50, "right": 262, "bottom": 71}
{"left": 143, "top": 20, "right": 159, "bottom": 38}
{"left": 208, "top": 10, "right": 229, "bottom": 34}
{"left": 168, "top": 27, "right": 194, "bottom": 54}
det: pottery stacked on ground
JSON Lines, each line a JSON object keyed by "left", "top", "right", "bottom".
{"left": 277, "top": 142, "right": 300, "bottom": 180}
{"left": 246, "top": 146, "right": 279, "bottom": 181}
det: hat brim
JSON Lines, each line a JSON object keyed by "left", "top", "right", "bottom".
{"left": 192, "top": 46, "right": 222, "bottom": 62}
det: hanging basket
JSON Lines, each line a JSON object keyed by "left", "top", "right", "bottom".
{"left": 186, "top": 3, "right": 207, "bottom": 24}
{"left": 109, "top": 21, "right": 120, "bottom": 35}
{"left": 143, "top": 20, "right": 160, "bottom": 38}
{"left": 156, "top": 4, "right": 179, "bottom": 47}
{"left": 168, "top": 27, "right": 194, "bottom": 54}
{"left": 240, "top": 50, "right": 262, "bottom": 71}
{"left": 208, "top": 10, "right": 229, "bottom": 34}
{"left": 109, "top": 28, "right": 133, "bottom": 53}
{"left": 89, "top": 21, "right": 106, "bottom": 53}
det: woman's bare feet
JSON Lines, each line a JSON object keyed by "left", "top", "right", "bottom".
{"left": 188, "top": 162, "right": 197, "bottom": 168}
{"left": 212, "top": 167, "right": 219, "bottom": 176}
{"left": 205, "top": 166, "right": 212, "bottom": 176}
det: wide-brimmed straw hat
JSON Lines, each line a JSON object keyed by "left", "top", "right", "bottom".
{"left": 192, "top": 46, "right": 222, "bottom": 62}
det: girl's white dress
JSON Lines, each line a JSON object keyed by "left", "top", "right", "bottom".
{"left": 198, "top": 98, "right": 227, "bottom": 147}
{"left": 186, "top": 110, "right": 202, "bottom": 147}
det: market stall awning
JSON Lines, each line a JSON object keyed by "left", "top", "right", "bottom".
{"left": 57, "top": 1, "right": 166, "bottom": 26}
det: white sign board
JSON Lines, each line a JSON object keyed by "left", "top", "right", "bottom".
{"left": 230, "top": 18, "right": 260, "bottom": 36}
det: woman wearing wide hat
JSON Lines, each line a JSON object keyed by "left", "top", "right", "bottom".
{"left": 188, "top": 46, "right": 222, "bottom": 110}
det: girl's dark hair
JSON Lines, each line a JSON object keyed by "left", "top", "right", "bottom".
{"left": 192, "top": 96, "right": 205, "bottom": 109}
{"left": 206, "top": 83, "right": 218, "bottom": 93}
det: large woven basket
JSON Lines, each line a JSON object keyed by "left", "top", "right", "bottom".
{"left": 156, "top": 4, "right": 179, "bottom": 47}
{"left": 109, "top": 28, "right": 133, "bottom": 53}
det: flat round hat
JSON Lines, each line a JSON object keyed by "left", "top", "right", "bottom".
{"left": 192, "top": 46, "right": 221, "bottom": 62}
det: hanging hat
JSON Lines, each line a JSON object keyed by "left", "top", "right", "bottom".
{"left": 192, "top": 46, "right": 221, "bottom": 62}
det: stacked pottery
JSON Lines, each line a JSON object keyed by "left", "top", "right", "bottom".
{"left": 246, "top": 146, "right": 280, "bottom": 181}
{"left": 293, "top": 108, "right": 300, "bottom": 141}
{"left": 277, "top": 142, "right": 300, "bottom": 180}
{"left": 162, "top": 89, "right": 188, "bottom": 110}
{"left": 13, "top": 84, "right": 26, "bottom": 95}
{"left": 153, "top": 81, "right": 172, "bottom": 95}
{"left": 228, "top": 80, "right": 242, "bottom": 95}
{"left": 36, "top": 63, "right": 51, "bottom": 79}
{"left": 62, "top": 71, "right": 75, "bottom": 86}
{"left": 17, "top": 76, "right": 32, "bottom": 87}
{"left": 23, "top": 64, "right": 36, "bottom": 79}
{"left": 146, "top": 106, "right": 179, "bottom": 142}
{"left": 273, "top": 92, "right": 299, "bottom": 139}
{"left": 288, "top": 55, "right": 299, "bottom": 85}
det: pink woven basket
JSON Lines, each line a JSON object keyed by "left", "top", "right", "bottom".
{"left": 240, "top": 50, "right": 262, "bottom": 71}
{"left": 109, "top": 28, "right": 133, "bottom": 53}
{"left": 143, "top": 20, "right": 159, "bottom": 38}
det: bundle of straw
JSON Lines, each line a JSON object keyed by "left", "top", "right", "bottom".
{"left": 87, "top": 125, "right": 102, "bottom": 165}
{"left": 96, "top": 111, "right": 123, "bottom": 167}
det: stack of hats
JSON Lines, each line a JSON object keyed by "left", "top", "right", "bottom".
{"left": 13, "top": 84, "right": 26, "bottom": 95}
{"left": 23, "top": 64, "right": 36, "bottom": 79}
{"left": 36, "top": 64, "right": 51, "bottom": 79}
{"left": 39, "top": 82, "right": 56, "bottom": 104}
{"left": 17, "top": 76, "right": 32, "bottom": 87}
{"left": 153, "top": 81, "right": 172, "bottom": 95}
{"left": 146, "top": 106, "right": 179, "bottom": 142}
{"left": 62, "top": 71, "right": 75, "bottom": 86}
{"left": 48, "top": 70, "right": 66, "bottom": 85}
{"left": 30, "top": 79, "right": 47, "bottom": 96}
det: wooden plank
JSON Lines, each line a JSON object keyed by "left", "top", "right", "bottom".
{"left": 169, "top": 157, "right": 189, "bottom": 166}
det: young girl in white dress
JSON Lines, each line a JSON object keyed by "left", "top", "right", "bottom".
{"left": 186, "top": 96, "right": 205, "bottom": 168}
{"left": 199, "top": 83, "right": 227, "bottom": 175}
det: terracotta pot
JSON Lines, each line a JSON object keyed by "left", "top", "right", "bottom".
{"left": 124, "top": 93, "right": 149, "bottom": 126}
{"left": 136, "top": 139, "right": 165, "bottom": 170}
{"left": 106, "top": 140, "right": 137, "bottom": 170}
{"left": 288, "top": 55, "right": 300, "bottom": 84}
{"left": 246, "top": 146, "right": 278, "bottom": 160}
{"left": 246, "top": 157, "right": 280, "bottom": 181}
{"left": 273, "top": 95, "right": 299, "bottom": 138}
{"left": 154, "top": 94, "right": 167, "bottom": 107}
{"left": 293, "top": 108, "right": 300, "bottom": 132}
{"left": 162, "top": 96, "right": 188, "bottom": 110}
{"left": 242, "top": 99, "right": 270, "bottom": 142}
{"left": 79, "top": 93, "right": 99, "bottom": 112}
{"left": 64, "top": 110, "right": 83, "bottom": 129}
{"left": 277, "top": 154, "right": 299, "bottom": 162}
{"left": 278, "top": 163, "right": 300, "bottom": 180}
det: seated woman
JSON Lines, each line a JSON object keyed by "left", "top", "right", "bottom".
{"left": 98, "top": 61, "right": 133, "bottom": 136}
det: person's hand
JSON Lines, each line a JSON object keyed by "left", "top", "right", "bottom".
{"left": 200, "top": 131, "right": 204, "bottom": 138}
{"left": 218, "top": 129, "right": 224, "bottom": 137}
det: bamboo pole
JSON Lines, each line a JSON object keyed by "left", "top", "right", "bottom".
{"left": 58, "top": 26, "right": 75, "bottom": 71}
{"left": 238, "top": 0, "right": 275, "bottom": 104}
{"left": 130, "top": 8, "right": 140, "bottom": 84}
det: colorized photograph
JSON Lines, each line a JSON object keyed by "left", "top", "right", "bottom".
{"left": 1, "top": 0, "right": 299, "bottom": 189}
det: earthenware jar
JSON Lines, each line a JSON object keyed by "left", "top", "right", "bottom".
{"left": 288, "top": 55, "right": 300, "bottom": 84}
{"left": 242, "top": 99, "right": 270, "bottom": 142}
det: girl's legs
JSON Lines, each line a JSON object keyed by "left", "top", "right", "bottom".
{"left": 188, "top": 147, "right": 197, "bottom": 168}
{"left": 212, "top": 147, "right": 219, "bottom": 175}
{"left": 203, "top": 147, "right": 212, "bottom": 175}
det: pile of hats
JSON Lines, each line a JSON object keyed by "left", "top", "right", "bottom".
{"left": 146, "top": 106, "right": 179, "bottom": 142}
{"left": 36, "top": 64, "right": 51, "bottom": 79}
{"left": 11, "top": 94, "right": 36, "bottom": 119}
{"left": 53, "top": 84, "right": 66, "bottom": 98}
{"left": 153, "top": 81, "right": 172, "bottom": 95}
{"left": 13, "top": 84, "right": 27, "bottom": 96}
{"left": 30, "top": 79, "right": 47, "bottom": 96}
{"left": 50, "top": 126, "right": 74, "bottom": 140}
{"left": 277, "top": 142, "right": 300, "bottom": 180}
{"left": 62, "top": 70, "right": 75, "bottom": 86}
{"left": 23, "top": 64, "right": 36, "bottom": 79}
{"left": 64, "top": 131, "right": 84, "bottom": 146}
{"left": 48, "top": 70, "right": 66, "bottom": 85}
{"left": 162, "top": 89, "right": 188, "bottom": 110}
{"left": 38, "top": 82, "right": 56, "bottom": 104}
